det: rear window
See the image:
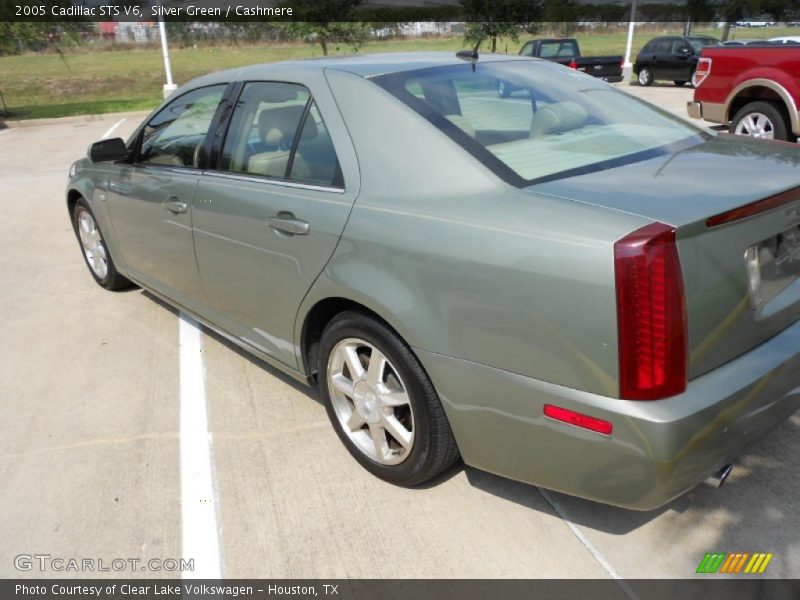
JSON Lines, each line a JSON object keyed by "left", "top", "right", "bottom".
{"left": 373, "top": 60, "right": 706, "bottom": 186}
{"left": 537, "top": 40, "right": 579, "bottom": 59}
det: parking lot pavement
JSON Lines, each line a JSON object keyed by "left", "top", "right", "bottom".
{"left": 1, "top": 105, "right": 798, "bottom": 581}
{"left": 617, "top": 81, "right": 703, "bottom": 124}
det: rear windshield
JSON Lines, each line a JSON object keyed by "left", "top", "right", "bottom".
{"left": 537, "top": 40, "right": 579, "bottom": 58}
{"left": 373, "top": 60, "right": 706, "bottom": 186}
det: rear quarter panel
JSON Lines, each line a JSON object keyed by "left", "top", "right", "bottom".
{"left": 298, "top": 69, "right": 650, "bottom": 397}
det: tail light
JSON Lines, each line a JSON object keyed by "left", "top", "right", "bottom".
{"left": 568, "top": 59, "right": 578, "bottom": 70}
{"left": 692, "top": 57, "right": 712, "bottom": 88}
{"left": 614, "top": 222, "right": 687, "bottom": 400}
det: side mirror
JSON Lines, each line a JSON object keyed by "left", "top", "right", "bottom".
{"left": 88, "top": 137, "right": 128, "bottom": 163}
{"left": 680, "top": 47, "right": 693, "bottom": 55}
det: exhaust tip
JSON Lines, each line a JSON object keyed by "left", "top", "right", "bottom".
{"left": 705, "top": 464, "right": 734, "bottom": 488}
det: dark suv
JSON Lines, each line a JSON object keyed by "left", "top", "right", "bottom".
{"left": 633, "top": 35, "right": 720, "bottom": 86}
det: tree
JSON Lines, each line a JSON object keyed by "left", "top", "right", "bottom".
{"left": 460, "top": 0, "right": 540, "bottom": 53}
{"left": 278, "top": 0, "right": 369, "bottom": 56}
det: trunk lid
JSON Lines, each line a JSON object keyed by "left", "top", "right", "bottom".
{"left": 527, "top": 135, "right": 800, "bottom": 379}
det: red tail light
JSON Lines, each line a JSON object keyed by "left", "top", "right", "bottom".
{"left": 614, "top": 222, "right": 687, "bottom": 400}
{"left": 692, "top": 57, "right": 712, "bottom": 88}
{"left": 568, "top": 59, "right": 578, "bottom": 70}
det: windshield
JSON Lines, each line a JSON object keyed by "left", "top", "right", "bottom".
{"left": 373, "top": 60, "right": 706, "bottom": 185}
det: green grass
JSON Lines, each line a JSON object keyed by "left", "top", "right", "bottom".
{"left": 2, "top": 24, "right": 799, "bottom": 120}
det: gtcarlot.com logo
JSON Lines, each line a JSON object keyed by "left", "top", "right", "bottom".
{"left": 14, "top": 554, "right": 194, "bottom": 573}
{"left": 696, "top": 552, "right": 773, "bottom": 574}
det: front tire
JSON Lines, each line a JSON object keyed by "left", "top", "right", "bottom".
{"left": 637, "top": 67, "right": 653, "bottom": 86}
{"left": 72, "top": 198, "right": 132, "bottom": 290}
{"left": 318, "top": 311, "right": 459, "bottom": 486}
{"left": 731, "top": 101, "right": 795, "bottom": 142}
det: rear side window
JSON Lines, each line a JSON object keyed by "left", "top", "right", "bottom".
{"left": 220, "top": 81, "right": 342, "bottom": 188}
{"left": 654, "top": 39, "right": 672, "bottom": 53}
{"left": 538, "top": 41, "right": 578, "bottom": 59}
{"left": 139, "top": 85, "right": 225, "bottom": 168}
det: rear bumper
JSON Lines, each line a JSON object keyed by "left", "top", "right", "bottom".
{"left": 417, "top": 319, "right": 800, "bottom": 511}
{"left": 687, "top": 100, "right": 703, "bottom": 120}
{"left": 600, "top": 75, "right": 624, "bottom": 84}
{"left": 687, "top": 100, "right": 726, "bottom": 124}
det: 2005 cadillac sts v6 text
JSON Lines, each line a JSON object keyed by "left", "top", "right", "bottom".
{"left": 67, "top": 53, "right": 800, "bottom": 510}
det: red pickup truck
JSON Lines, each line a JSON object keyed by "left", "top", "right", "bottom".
{"left": 687, "top": 46, "right": 799, "bottom": 142}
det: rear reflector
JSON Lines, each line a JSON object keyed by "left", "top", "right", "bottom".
{"left": 615, "top": 222, "right": 687, "bottom": 400}
{"left": 544, "top": 404, "right": 613, "bottom": 435}
{"left": 706, "top": 186, "right": 800, "bottom": 228}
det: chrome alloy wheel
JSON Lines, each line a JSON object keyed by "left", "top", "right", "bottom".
{"left": 327, "top": 338, "right": 415, "bottom": 465}
{"left": 734, "top": 112, "right": 775, "bottom": 139}
{"left": 77, "top": 210, "right": 108, "bottom": 280}
{"left": 637, "top": 68, "right": 651, "bottom": 86}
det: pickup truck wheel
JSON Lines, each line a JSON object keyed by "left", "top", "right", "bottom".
{"left": 72, "top": 198, "right": 133, "bottom": 291}
{"left": 731, "top": 101, "right": 794, "bottom": 142}
{"left": 319, "top": 311, "right": 460, "bottom": 486}
{"left": 497, "top": 81, "right": 510, "bottom": 98}
{"left": 637, "top": 67, "right": 653, "bottom": 86}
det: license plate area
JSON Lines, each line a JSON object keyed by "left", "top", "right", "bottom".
{"left": 746, "top": 225, "right": 800, "bottom": 314}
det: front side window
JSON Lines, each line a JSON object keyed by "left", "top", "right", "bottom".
{"left": 139, "top": 85, "right": 225, "bottom": 168}
{"left": 220, "top": 81, "right": 342, "bottom": 187}
{"left": 374, "top": 61, "right": 706, "bottom": 185}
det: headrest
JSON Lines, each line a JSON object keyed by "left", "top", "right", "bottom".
{"left": 529, "top": 101, "right": 589, "bottom": 137}
{"left": 258, "top": 105, "right": 318, "bottom": 147}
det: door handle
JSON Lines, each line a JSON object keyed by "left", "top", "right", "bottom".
{"left": 163, "top": 198, "right": 188, "bottom": 214}
{"left": 268, "top": 213, "right": 309, "bottom": 236}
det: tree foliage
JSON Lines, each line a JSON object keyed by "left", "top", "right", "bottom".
{"left": 277, "top": 0, "right": 370, "bottom": 55}
{"left": 460, "top": 0, "right": 540, "bottom": 52}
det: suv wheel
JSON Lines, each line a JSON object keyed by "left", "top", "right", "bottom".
{"left": 638, "top": 67, "right": 653, "bottom": 86}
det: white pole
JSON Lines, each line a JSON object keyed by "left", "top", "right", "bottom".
{"left": 158, "top": 12, "right": 178, "bottom": 98}
{"left": 622, "top": 0, "right": 638, "bottom": 83}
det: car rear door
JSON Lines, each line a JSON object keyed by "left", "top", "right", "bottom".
{"left": 191, "top": 76, "right": 359, "bottom": 370}
{"left": 105, "top": 84, "right": 227, "bottom": 310}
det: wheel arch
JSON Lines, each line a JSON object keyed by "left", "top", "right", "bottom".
{"left": 298, "top": 296, "right": 409, "bottom": 383}
{"left": 725, "top": 79, "right": 799, "bottom": 135}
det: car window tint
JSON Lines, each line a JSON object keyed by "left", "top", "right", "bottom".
{"left": 139, "top": 85, "right": 225, "bottom": 168}
{"left": 220, "top": 82, "right": 310, "bottom": 180}
{"left": 654, "top": 39, "right": 671, "bottom": 53}
{"left": 289, "top": 101, "right": 342, "bottom": 188}
{"left": 672, "top": 40, "right": 691, "bottom": 53}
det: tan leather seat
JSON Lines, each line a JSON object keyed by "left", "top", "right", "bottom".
{"left": 248, "top": 106, "right": 316, "bottom": 179}
{"left": 529, "top": 101, "right": 589, "bottom": 137}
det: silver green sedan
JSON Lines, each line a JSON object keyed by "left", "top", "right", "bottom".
{"left": 67, "top": 52, "right": 800, "bottom": 510}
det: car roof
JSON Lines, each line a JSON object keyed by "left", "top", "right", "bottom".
{"left": 190, "top": 52, "right": 534, "bottom": 85}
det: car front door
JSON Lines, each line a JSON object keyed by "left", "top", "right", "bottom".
{"left": 105, "top": 84, "right": 227, "bottom": 309}
{"left": 665, "top": 39, "right": 694, "bottom": 80}
{"left": 191, "top": 79, "right": 359, "bottom": 370}
{"left": 650, "top": 38, "right": 674, "bottom": 78}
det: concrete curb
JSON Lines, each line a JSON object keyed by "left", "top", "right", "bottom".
{"left": 1, "top": 110, "right": 151, "bottom": 129}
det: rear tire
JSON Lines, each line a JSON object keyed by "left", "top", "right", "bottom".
{"left": 731, "top": 101, "right": 795, "bottom": 142}
{"left": 637, "top": 67, "right": 653, "bottom": 86}
{"left": 318, "top": 311, "right": 460, "bottom": 486}
{"left": 72, "top": 198, "right": 133, "bottom": 290}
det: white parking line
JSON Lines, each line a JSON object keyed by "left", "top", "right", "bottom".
{"left": 179, "top": 313, "right": 223, "bottom": 579}
{"left": 101, "top": 118, "right": 126, "bottom": 139}
{"left": 538, "top": 489, "right": 638, "bottom": 599}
